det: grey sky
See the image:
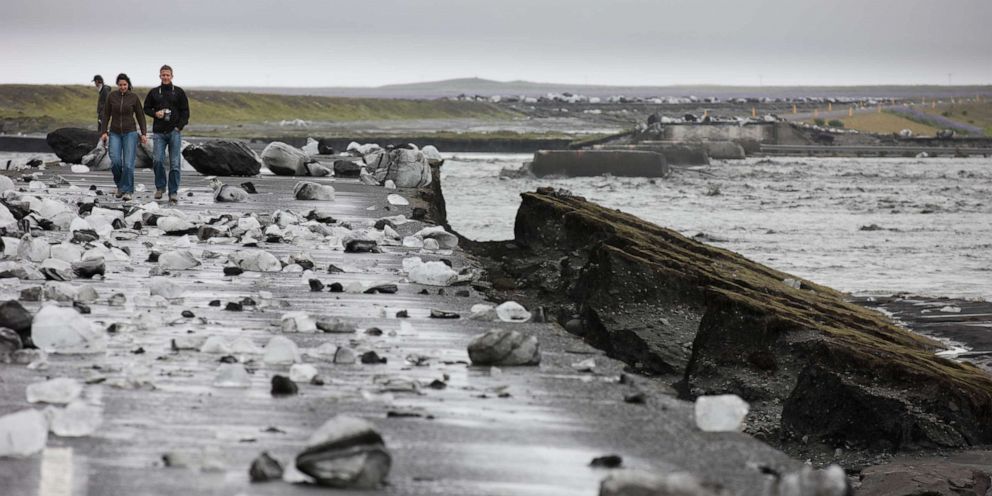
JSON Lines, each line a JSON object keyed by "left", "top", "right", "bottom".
{"left": 1, "top": 0, "right": 989, "bottom": 87}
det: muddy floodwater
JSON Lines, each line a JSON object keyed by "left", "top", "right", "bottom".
{"left": 442, "top": 154, "right": 992, "bottom": 300}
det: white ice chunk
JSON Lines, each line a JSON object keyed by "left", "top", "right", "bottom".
{"left": 26, "top": 378, "right": 83, "bottom": 404}
{"left": 0, "top": 409, "right": 48, "bottom": 457}
{"left": 407, "top": 261, "right": 458, "bottom": 286}
{"left": 281, "top": 312, "right": 317, "bottom": 333}
{"left": 263, "top": 336, "right": 301, "bottom": 364}
{"left": 694, "top": 394, "right": 749, "bottom": 432}
{"left": 496, "top": 301, "right": 531, "bottom": 322}
{"left": 48, "top": 401, "right": 102, "bottom": 437}
{"left": 214, "top": 363, "right": 251, "bottom": 388}
{"left": 32, "top": 305, "right": 105, "bottom": 354}
{"left": 289, "top": 364, "right": 318, "bottom": 383}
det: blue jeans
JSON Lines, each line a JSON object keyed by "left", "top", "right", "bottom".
{"left": 153, "top": 130, "right": 182, "bottom": 195}
{"left": 108, "top": 131, "right": 138, "bottom": 193}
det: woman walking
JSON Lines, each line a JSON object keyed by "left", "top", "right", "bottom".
{"left": 99, "top": 73, "right": 147, "bottom": 201}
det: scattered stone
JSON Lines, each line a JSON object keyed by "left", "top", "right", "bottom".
{"left": 624, "top": 392, "right": 647, "bottom": 405}
{"left": 411, "top": 207, "right": 427, "bottom": 220}
{"left": 271, "top": 375, "right": 299, "bottom": 396}
{"left": 208, "top": 300, "right": 221, "bottom": 307}
{"left": 0, "top": 328, "right": 22, "bottom": 358}
{"left": 225, "top": 302, "right": 243, "bottom": 312}
{"left": 71, "top": 258, "right": 106, "bottom": 278}
{"left": 361, "top": 351, "right": 387, "bottom": 364}
{"left": 429, "top": 309, "right": 460, "bottom": 319}
{"left": 308, "top": 279, "right": 324, "bottom": 292}
{"left": 214, "top": 184, "right": 249, "bottom": 203}
{"left": 467, "top": 329, "right": 540, "bottom": 366}
{"left": 240, "top": 181, "right": 258, "bottom": 194}
{"left": 333, "top": 347, "right": 357, "bottom": 364}
{"left": 328, "top": 282, "right": 344, "bottom": 293}
{"left": 293, "top": 181, "right": 335, "bottom": 201}
{"left": 694, "top": 395, "right": 749, "bottom": 432}
{"left": 295, "top": 415, "right": 392, "bottom": 489}
{"left": 315, "top": 319, "right": 356, "bottom": 334}
{"left": 262, "top": 142, "right": 311, "bottom": 176}
{"left": 590, "top": 455, "right": 623, "bottom": 469}
{"left": 0, "top": 300, "right": 33, "bottom": 346}
{"left": 386, "top": 194, "right": 409, "bottom": 206}
{"left": 223, "top": 266, "right": 244, "bottom": 276}
{"left": 344, "top": 239, "right": 378, "bottom": 253}
{"left": 249, "top": 452, "right": 284, "bottom": 483}
{"left": 364, "top": 284, "right": 398, "bottom": 294}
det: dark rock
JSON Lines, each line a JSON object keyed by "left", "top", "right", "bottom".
{"left": 197, "top": 226, "right": 226, "bottom": 241}
{"left": 181, "top": 310, "right": 195, "bottom": 318}
{"left": 240, "top": 297, "right": 257, "bottom": 307}
{"left": 455, "top": 290, "right": 470, "bottom": 297}
{"left": 315, "top": 319, "right": 356, "bottom": 334}
{"left": 182, "top": 140, "right": 262, "bottom": 176}
{"left": 295, "top": 416, "right": 391, "bottom": 489}
{"left": 219, "top": 355, "right": 238, "bottom": 364}
{"left": 71, "top": 259, "right": 105, "bottom": 279}
{"left": 309, "top": 279, "right": 325, "bottom": 292}
{"left": 364, "top": 284, "right": 398, "bottom": 294}
{"left": 328, "top": 282, "right": 344, "bottom": 293}
{"left": 365, "top": 327, "right": 383, "bottom": 336}
{"left": 428, "top": 380, "right": 447, "bottom": 390}
{"left": 271, "top": 375, "right": 298, "bottom": 396}
{"left": 373, "top": 219, "right": 396, "bottom": 231}
{"left": 395, "top": 310, "right": 408, "bottom": 318}
{"left": 332, "top": 160, "right": 362, "bottom": 178}
{"left": 410, "top": 207, "right": 428, "bottom": 220}
{"left": 317, "top": 139, "right": 335, "bottom": 155}
{"left": 72, "top": 229, "right": 100, "bottom": 243}
{"left": 262, "top": 142, "right": 310, "bottom": 176}
{"left": 467, "top": 328, "right": 540, "bottom": 366}
{"left": 344, "top": 239, "right": 378, "bottom": 253}
{"left": 310, "top": 376, "right": 325, "bottom": 386}
{"left": 0, "top": 327, "right": 23, "bottom": 356}
{"left": 223, "top": 266, "right": 244, "bottom": 276}
{"left": 589, "top": 455, "right": 623, "bottom": 468}
{"left": 208, "top": 300, "right": 221, "bottom": 307}
{"left": 72, "top": 302, "right": 91, "bottom": 314}
{"left": 306, "top": 210, "right": 336, "bottom": 224}
{"left": 146, "top": 251, "right": 161, "bottom": 263}
{"left": 225, "top": 302, "right": 243, "bottom": 311}
{"left": 249, "top": 452, "right": 284, "bottom": 483}
{"left": 327, "top": 264, "right": 344, "bottom": 273}
{"left": 0, "top": 301, "right": 33, "bottom": 346}
{"left": 46, "top": 128, "right": 100, "bottom": 164}
{"left": 240, "top": 181, "right": 258, "bottom": 194}
{"left": 429, "top": 309, "right": 460, "bottom": 319}
{"left": 18, "top": 287, "right": 42, "bottom": 302}
{"left": 623, "top": 392, "right": 647, "bottom": 404}
{"left": 859, "top": 459, "right": 991, "bottom": 496}
{"left": 360, "top": 351, "right": 387, "bottom": 364}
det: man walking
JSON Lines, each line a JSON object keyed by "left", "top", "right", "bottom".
{"left": 93, "top": 75, "right": 111, "bottom": 131}
{"left": 143, "top": 64, "right": 190, "bottom": 203}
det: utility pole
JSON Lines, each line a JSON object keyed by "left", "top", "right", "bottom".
{"left": 947, "top": 73, "right": 953, "bottom": 86}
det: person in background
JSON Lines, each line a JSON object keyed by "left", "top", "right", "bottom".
{"left": 99, "top": 73, "right": 147, "bottom": 201}
{"left": 143, "top": 64, "right": 190, "bottom": 204}
{"left": 93, "top": 75, "right": 111, "bottom": 131}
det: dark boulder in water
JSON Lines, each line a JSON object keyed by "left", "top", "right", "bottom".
{"left": 529, "top": 150, "right": 669, "bottom": 178}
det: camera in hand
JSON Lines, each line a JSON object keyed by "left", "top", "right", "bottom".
{"left": 162, "top": 109, "right": 172, "bottom": 122}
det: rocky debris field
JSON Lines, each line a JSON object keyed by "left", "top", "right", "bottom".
{"left": 0, "top": 152, "right": 861, "bottom": 495}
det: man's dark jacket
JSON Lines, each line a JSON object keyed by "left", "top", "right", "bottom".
{"left": 143, "top": 84, "right": 190, "bottom": 133}
{"left": 97, "top": 85, "right": 111, "bottom": 124}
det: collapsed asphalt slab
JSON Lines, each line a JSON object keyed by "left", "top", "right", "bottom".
{"left": 0, "top": 166, "right": 818, "bottom": 495}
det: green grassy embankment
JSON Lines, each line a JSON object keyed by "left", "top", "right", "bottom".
{"left": 0, "top": 84, "right": 520, "bottom": 134}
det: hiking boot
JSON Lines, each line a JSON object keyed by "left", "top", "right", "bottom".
{"left": 154, "top": 190, "right": 164, "bottom": 200}
{"left": 168, "top": 194, "right": 178, "bottom": 204}
{"left": 114, "top": 189, "right": 123, "bottom": 199}
{"left": 121, "top": 193, "right": 132, "bottom": 202}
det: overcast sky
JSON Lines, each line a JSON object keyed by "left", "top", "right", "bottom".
{"left": 1, "top": 0, "right": 989, "bottom": 88}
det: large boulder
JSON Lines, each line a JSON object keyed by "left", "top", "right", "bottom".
{"left": 261, "top": 142, "right": 311, "bottom": 176}
{"left": 182, "top": 140, "right": 262, "bottom": 176}
{"left": 529, "top": 150, "right": 668, "bottom": 178}
{"left": 46, "top": 128, "right": 100, "bottom": 164}
{"left": 363, "top": 148, "right": 432, "bottom": 188}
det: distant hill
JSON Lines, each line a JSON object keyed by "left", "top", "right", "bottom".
{"left": 0, "top": 84, "right": 515, "bottom": 133}
{"left": 200, "top": 77, "right": 992, "bottom": 100}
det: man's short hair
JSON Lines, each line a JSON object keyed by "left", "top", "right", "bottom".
{"left": 160, "top": 65, "right": 173, "bottom": 74}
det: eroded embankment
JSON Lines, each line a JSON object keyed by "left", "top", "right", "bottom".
{"left": 422, "top": 183, "right": 992, "bottom": 458}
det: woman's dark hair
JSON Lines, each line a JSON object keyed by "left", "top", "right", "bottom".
{"left": 115, "top": 73, "right": 132, "bottom": 91}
